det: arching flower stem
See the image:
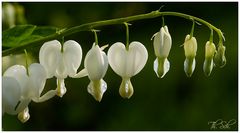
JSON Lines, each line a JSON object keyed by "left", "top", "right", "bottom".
{"left": 3, "top": 10, "right": 225, "bottom": 56}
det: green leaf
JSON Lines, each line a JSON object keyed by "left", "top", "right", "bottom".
{"left": 3, "top": 25, "right": 58, "bottom": 48}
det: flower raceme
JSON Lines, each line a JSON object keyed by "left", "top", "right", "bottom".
{"left": 84, "top": 43, "right": 108, "bottom": 102}
{"left": 39, "top": 40, "right": 83, "bottom": 97}
{"left": 152, "top": 25, "right": 172, "bottom": 78}
{"left": 3, "top": 63, "right": 56, "bottom": 123}
{"left": 183, "top": 34, "right": 197, "bottom": 77}
{"left": 108, "top": 41, "right": 148, "bottom": 99}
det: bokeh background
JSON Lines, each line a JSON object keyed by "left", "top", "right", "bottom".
{"left": 2, "top": 2, "right": 238, "bottom": 131}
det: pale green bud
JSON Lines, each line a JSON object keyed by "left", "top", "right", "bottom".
{"left": 119, "top": 78, "right": 133, "bottom": 99}
{"left": 152, "top": 25, "right": 172, "bottom": 78}
{"left": 183, "top": 35, "right": 197, "bottom": 77}
{"left": 184, "top": 35, "right": 197, "bottom": 58}
{"left": 203, "top": 41, "right": 216, "bottom": 76}
{"left": 214, "top": 45, "right": 226, "bottom": 68}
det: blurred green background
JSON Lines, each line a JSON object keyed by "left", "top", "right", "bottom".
{"left": 2, "top": 2, "right": 238, "bottom": 131}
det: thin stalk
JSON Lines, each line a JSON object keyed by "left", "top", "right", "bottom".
{"left": 124, "top": 22, "right": 130, "bottom": 50}
{"left": 190, "top": 21, "right": 195, "bottom": 38}
{"left": 3, "top": 10, "right": 224, "bottom": 56}
{"left": 24, "top": 49, "right": 29, "bottom": 76}
{"left": 92, "top": 29, "right": 98, "bottom": 45}
{"left": 209, "top": 29, "right": 213, "bottom": 44}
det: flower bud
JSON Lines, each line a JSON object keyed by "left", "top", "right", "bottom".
{"left": 203, "top": 41, "right": 216, "bottom": 76}
{"left": 214, "top": 45, "right": 226, "bottom": 68}
{"left": 183, "top": 35, "right": 197, "bottom": 77}
{"left": 152, "top": 25, "right": 172, "bottom": 78}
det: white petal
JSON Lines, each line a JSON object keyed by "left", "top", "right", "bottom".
{"left": 62, "top": 40, "right": 82, "bottom": 77}
{"left": 28, "top": 63, "right": 47, "bottom": 99}
{"left": 160, "top": 26, "right": 172, "bottom": 57}
{"left": 153, "top": 32, "right": 161, "bottom": 57}
{"left": 153, "top": 58, "right": 170, "bottom": 78}
{"left": 73, "top": 68, "right": 88, "bottom": 78}
{"left": 32, "top": 90, "right": 56, "bottom": 103}
{"left": 127, "top": 41, "right": 148, "bottom": 77}
{"left": 3, "top": 65, "right": 29, "bottom": 98}
{"left": 153, "top": 26, "right": 172, "bottom": 58}
{"left": 108, "top": 42, "right": 127, "bottom": 77}
{"left": 85, "top": 44, "right": 108, "bottom": 80}
{"left": 39, "top": 40, "right": 61, "bottom": 78}
{"left": 55, "top": 54, "right": 68, "bottom": 79}
{"left": 2, "top": 77, "right": 21, "bottom": 115}
{"left": 87, "top": 79, "right": 107, "bottom": 102}
{"left": 108, "top": 42, "right": 148, "bottom": 77}
{"left": 15, "top": 98, "right": 31, "bottom": 114}
{"left": 184, "top": 58, "right": 196, "bottom": 77}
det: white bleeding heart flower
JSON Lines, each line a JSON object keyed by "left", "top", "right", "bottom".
{"left": 3, "top": 63, "right": 56, "bottom": 123}
{"left": 108, "top": 41, "right": 148, "bottom": 99}
{"left": 84, "top": 43, "right": 108, "bottom": 102}
{"left": 183, "top": 34, "right": 197, "bottom": 77}
{"left": 152, "top": 25, "right": 172, "bottom": 78}
{"left": 203, "top": 41, "right": 216, "bottom": 76}
{"left": 39, "top": 40, "right": 82, "bottom": 97}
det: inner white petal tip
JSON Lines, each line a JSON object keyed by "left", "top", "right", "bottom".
{"left": 153, "top": 58, "right": 170, "bottom": 78}
{"left": 87, "top": 79, "right": 107, "bottom": 102}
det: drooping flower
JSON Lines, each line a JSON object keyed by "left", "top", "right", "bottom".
{"left": 152, "top": 25, "right": 172, "bottom": 78}
{"left": 39, "top": 40, "right": 82, "bottom": 97}
{"left": 214, "top": 44, "right": 226, "bottom": 68}
{"left": 108, "top": 41, "right": 148, "bottom": 99}
{"left": 84, "top": 43, "right": 108, "bottom": 102}
{"left": 3, "top": 63, "right": 56, "bottom": 123}
{"left": 203, "top": 41, "right": 216, "bottom": 76}
{"left": 183, "top": 34, "right": 197, "bottom": 77}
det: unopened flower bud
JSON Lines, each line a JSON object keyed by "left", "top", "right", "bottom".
{"left": 203, "top": 41, "right": 216, "bottom": 76}
{"left": 183, "top": 35, "right": 197, "bottom": 77}
{"left": 214, "top": 45, "right": 226, "bottom": 68}
{"left": 152, "top": 25, "right": 172, "bottom": 78}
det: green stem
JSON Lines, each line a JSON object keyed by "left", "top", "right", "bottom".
{"left": 24, "top": 49, "right": 29, "bottom": 76}
{"left": 61, "top": 36, "right": 64, "bottom": 53}
{"left": 92, "top": 29, "right": 98, "bottom": 45}
{"left": 162, "top": 16, "right": 165, "bottom": 27}
{"left": 2, "top": 10, "right": 224, "bottom": 56}
{"left": 124, "top": 22, "right": 130, "bottom": 50}
{"left": 209, "top": 29, "right": 213, "bottom": 44}
{"left": 190, "top": 21, "right": 195, "bottom": 38}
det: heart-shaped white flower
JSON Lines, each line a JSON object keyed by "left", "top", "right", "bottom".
{"left": 84, "top": 43, "right": 108, "bottom": 102}
{"left": 108, "top": 41, "right": 148, "bottom": 98}
{"left": 3, "top": 63, "right": 56, "bottom": 123}
{"left": 39, "top": 40, "right": 83, "bottom": 97}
